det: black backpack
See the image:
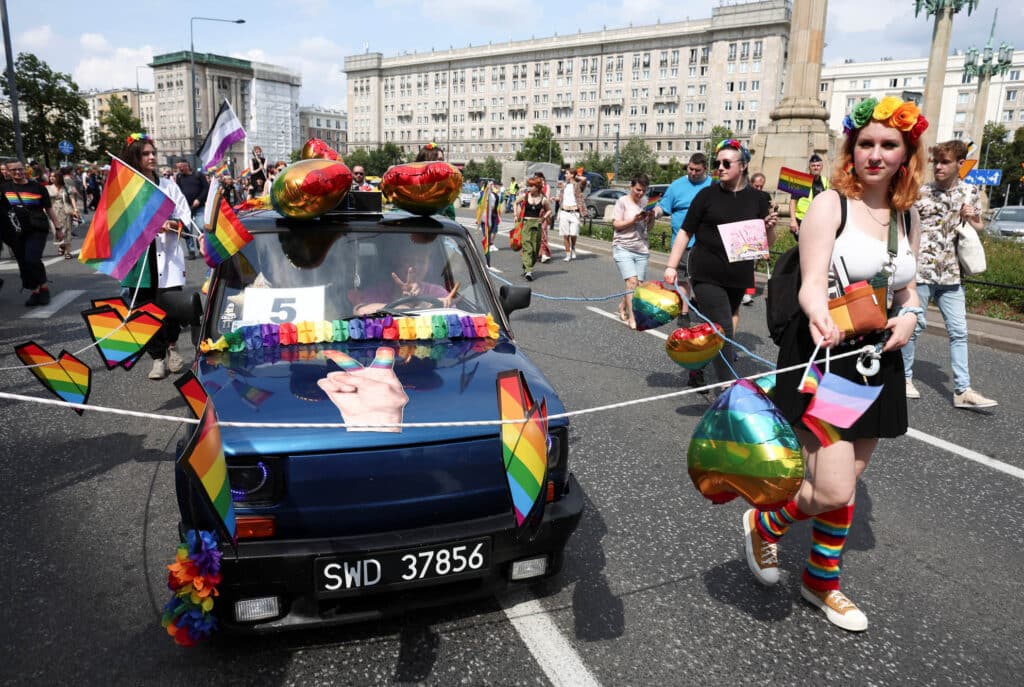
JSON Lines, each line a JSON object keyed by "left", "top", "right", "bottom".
{"left": 765, "top": 195, "right": 847, "bottom": 345}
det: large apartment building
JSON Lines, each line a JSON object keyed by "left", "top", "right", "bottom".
{"left": 820, "top": 50, "right": 1024, "bottom": 145}
{"left": 81, "top": 88, "right": 150, "bottom": 148}
{"left": 345, "top": 0, "right": 791, "bottom": 164}
{"left": 149, "top": 52, "right": 302, "bottom": 168}
{"left": 299, "top": 106, "right": 348, "bottom": 156}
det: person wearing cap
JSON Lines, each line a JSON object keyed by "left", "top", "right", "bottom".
{"left": 557, "top": 168, "right": 587, "bottom": 261}
{"left": 789, "top": 154, "right": 829, "bottom": 238}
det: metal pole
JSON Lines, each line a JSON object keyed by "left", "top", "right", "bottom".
{"left": 190, "top": 18, "right": 197, "bottom": 166}
{"left": 1, "top": 0, "right": 24, "bottom": 161}
{"left": 982, "top": 140, "right": 992, "bottom": 170}
{"left": 614, "top": 127, "right": 620, "bottom": 179}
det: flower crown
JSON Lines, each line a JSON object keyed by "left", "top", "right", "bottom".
{"left": 842, "top": 96, "right": 928, "bottom": 142}
{"left": 425, "top": 142, "right": 437, "bottom": 150}
{"left": 126, "top": 132, "right": 153, "bottom": 144}
{"left": 715, "top": 138, "right": 750, "bottom": 163}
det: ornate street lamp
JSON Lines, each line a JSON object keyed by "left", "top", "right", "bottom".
{"left": 962, "top": 10, "right": 1014, "bottom": 159}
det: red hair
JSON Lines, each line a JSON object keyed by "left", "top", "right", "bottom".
{"left": 831, "top": 127, "right": 924, "bottom": 211}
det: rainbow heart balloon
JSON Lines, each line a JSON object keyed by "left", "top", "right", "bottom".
{"left": 631, "top": 281, "right": 682, "bottom": 331}
{"left": 381, "top": 162, "right": 462, "bottom": 215}
{"left": 665, "top": 322, "right": 723, "bottom": 370}
{"left": 270, "top": 159, "right": 352, "bottom": 219}
{"left": 687, "top": 379, "right": 803, "bottom": 509}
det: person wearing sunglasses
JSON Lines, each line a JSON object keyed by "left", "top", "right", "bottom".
{"left": 1, "top": 159, "right": 62, "bottom": 305}
{"left": 662, "top": 139, "right": 777, "bottom": 392}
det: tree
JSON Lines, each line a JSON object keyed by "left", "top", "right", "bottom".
{"left": 516, "top": 125, "right": 563, "bottom": 164}
{"left": 463, "top": 159, "right": 483, "bottom": 182}
{"left": 706, "top": 125, "right": 735, "bottom": 156}
{"left": 1, "top": 53, "right": 88, "bottom": 167}
{"left": 655, "top": 157, "right": 688, "bottom": 184}
{"left": 980, "top": 122, "right": 1024, "bottom": 206}
{"left": 344, "top": 147, "right": 372, "bottom": 173}
{"left": 481, "top": 156, "right": 503, "bottom": 181}
{"left": 367, "top": 142, "right": 407, "bottom": 175}
{"left": 88, "top": 96, "right": 143, "bottom": 163}
{"left": 617, "top": 136, "right": 658, "bottom": 181}
{"left": 578, "top": 150, "right": 615, "bottom": 177}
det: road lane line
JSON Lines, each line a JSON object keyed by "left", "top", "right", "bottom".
{"left": 589, "top": 307, "right": 1024, "bottom": 482}
{"left": 21, "top": 289, "right": 85, "bottom": 319}
{"left": 906, "top": 428, "right": 1024, "bottom": 481}
{"left": 500, "top": 590, "right": 602, "bottom": 687}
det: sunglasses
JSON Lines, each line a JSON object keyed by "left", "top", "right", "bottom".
{"left": 715, "top": 159, "right": 737, "bottom": 170}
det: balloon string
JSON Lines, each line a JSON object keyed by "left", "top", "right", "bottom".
{"left": 669, "top": 283, "right": 777, "bottom": 370}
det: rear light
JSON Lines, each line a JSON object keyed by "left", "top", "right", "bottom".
{"left": 234, "top": 597, "right": 280, "bottom": 622}
{"left": 228, "top": 457, "right": 282, "bottom": 505}
{"left": 236, "top": 515, "right": 276, "bottom": 539}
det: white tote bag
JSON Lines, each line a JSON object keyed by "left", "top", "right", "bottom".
{"left": 956, "top": 221, "right": 987, "bottom": 276}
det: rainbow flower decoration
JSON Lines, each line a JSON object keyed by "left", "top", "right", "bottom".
{"left": 161, "top": 529, "right": 222, "bottom": 646}
{"left": 842, "top": 96, "right": 928, "bottom": 142}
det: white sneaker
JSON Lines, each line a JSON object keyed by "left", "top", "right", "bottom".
{"left": 570, "top": 250, "right": 577, "bottom": 260}
{"left": 524, "top": 272, "right": 533, "bottom": 281}
{"left": 166, "top": 346, "right": 185, "bottom": 373}
{"left": 489, "top": 245, "right": 498, "bottom": 253}
{"left": 540, "top": 255, "right": 551, "bottom": 263}
{"left": 563, "top": 254, "right": 572, "bottom": 262}
{"left": 801, "top": 586, "right": 869, "bottom": 632}
{"left": 741, "top": 293, "right": 754, "bottom": 305}
{"left": 905, "top": 379, "right": 921, "bottom": 399}
{"left": 148, "top": 358, "right": 168, "bottom": 380}
{"left": 953, "top": 388, "right": 998, "bottom": 409}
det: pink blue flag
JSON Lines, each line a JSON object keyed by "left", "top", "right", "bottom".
{"left": 804, "top": 372, "right": 883, "bottom": 430}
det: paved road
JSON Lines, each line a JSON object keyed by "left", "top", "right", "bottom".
{"left": 1, "top": 218, "right": 1021, "bottom": 685}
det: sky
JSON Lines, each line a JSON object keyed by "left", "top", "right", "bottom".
{"left": 4, "top": 0, "right": 1022, "bottom": 111}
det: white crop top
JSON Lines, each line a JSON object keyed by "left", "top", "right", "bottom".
{"left": 831, "top": 217, "right": 916, "bottom": 291}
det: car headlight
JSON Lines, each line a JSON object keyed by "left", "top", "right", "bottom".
{"left": 228, "top": 456, "right": 283, "bottom": 506}
{"left": 546, "top": 426, "right": 568, "bottom": 469}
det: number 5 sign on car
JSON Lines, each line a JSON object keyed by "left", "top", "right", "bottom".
{"left": 242, "top": 286, "right": 326, "bottom": 323}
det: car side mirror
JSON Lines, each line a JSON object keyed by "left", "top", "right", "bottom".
{"left": 499, "top": 285, "right": 531, "bottom": 316}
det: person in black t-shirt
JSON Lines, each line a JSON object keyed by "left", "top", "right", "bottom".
{"left": 175, "top": 160, "right": 209, "bottom": 260}
{"left": 2, "top": 160, "right": 61, "bottom": 305}
{"left": 662, "top": 140, "right": 777, "bottom": 394}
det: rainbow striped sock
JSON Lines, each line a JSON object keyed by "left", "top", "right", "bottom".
{"left": 803, "top": 504, "right": 855, "bottom": 592}
{"left": 755, "top": 500, "right": 810, "bottom": 543}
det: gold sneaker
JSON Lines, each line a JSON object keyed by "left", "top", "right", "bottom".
{"left": 742, "top": 509, "right": 779, "bottom": 586}
{"left": 801, "top": 586, "right": 868, "bottom": 632}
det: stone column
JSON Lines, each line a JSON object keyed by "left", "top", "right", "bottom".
{"left": 749, "top": 0, "right": 833, "bottom": 206}
{"left": 971, "top": 71, "right": 991, "bottom": 152}
{"left": 921, "top": 7, "right": 955, "bottom": 157}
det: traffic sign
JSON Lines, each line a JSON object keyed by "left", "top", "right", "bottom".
{"left": 963, "top": 168, "right": 1002, "bottom": 186}
{"left": 58, "top": 140, "right": 74, "bottom": 155}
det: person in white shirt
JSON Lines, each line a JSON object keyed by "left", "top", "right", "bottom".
{"left": 557, "top": 169, "right": 587, "bottom": 261}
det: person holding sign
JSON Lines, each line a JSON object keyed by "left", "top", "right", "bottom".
{"left": 662, "top": 140, "right": 776, "bottom": 393}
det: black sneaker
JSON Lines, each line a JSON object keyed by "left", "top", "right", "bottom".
{"left": 188, "top": 251, "right": 198, "bottom": 260}
{"left": 37, "top": 288, "right": 50, "bottom": 305}
{"left": 687, "top": 369, "right": 705, "bottom": 388}
{"left": 25, "top": 291, "right": 41, "bottom": 306}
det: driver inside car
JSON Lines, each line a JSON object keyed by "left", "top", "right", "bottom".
{"left": 348, "top": 234, "right": 460, "bottom": 316}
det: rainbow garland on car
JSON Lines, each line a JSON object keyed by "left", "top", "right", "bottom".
{"left": 199, "top": 313, "right": 500, "bottom": 353}
{"left": 161, "top": 529, "right": 223, "bottom": 647}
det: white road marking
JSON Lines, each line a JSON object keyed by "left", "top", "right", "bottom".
{"left": 1, "top": 249, "right": 80, "bottom": 271}
{"left": 589, "top": 307, "right": 1024, "bottom": 482}
{"left": 21, "top": 289, "right": 85, "bottom": 319}
{"left": 500, "top": 589, "right": 602, "bottom": 687}
{"left": 906, "top": 428, "right": 1024, "bottom": 481}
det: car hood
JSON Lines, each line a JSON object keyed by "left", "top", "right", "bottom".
{"left": 196, "top": 338, "right": 566, "bottom": 455}
{"left": 993, "top": 219, "right": 1024, "bottom": 234}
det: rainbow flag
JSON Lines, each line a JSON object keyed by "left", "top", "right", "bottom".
{"left": 805, "top": 372, "right": 883, "bottom": 430}
{"left": 15, "top": 342, "right": 92, "bottom": 415}
{"left": 79, "top": 157, "right": 177, "bottom": 280}
{"left": 497, "top": 370, "right": 548, "bottom": 528}
{"left": 238, "top": 167, "right": 251, "bottom": 178}
{"left": 177, "top": 401, "right": 236, "bottom": 543}
{"left": 174, "top": 371, "right": 209, "bottom": 418}
{"left": 210, "top": 161, "right": 228, "bottom": 177}
{"left": 203, "top": 193, "right": 253, "bottom": 268}
{"left": 778, "top": 166, "right": 814, "bottom": 199}
{"left": 798, "top": 364, "right": 822, "bottom": 395}
{"left": 645, "top": 192, "right": 663, "bottom": 211}
{"left": 801, "top": 411, "right": 842, "bottom": 447}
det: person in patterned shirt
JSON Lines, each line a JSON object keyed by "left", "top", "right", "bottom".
{"left": 902, "top": 139, "right": 996, "bottom": 409}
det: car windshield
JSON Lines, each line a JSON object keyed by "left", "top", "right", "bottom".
{"left": 209, "top": 228, "right": 497, "bottom": 337}
{"left": 462, "top": 183, "right": 479, "bottom": 195}
{"left": 996, "top": 208, "right": 1024, "bottom": 222}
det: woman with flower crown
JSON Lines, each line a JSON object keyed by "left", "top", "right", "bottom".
{"left": 741, "top": 96, "right": 928, "bottom": 632}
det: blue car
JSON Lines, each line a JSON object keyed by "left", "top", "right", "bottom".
{"left": 176, "top": 205, "right": 582, "bottom": 632}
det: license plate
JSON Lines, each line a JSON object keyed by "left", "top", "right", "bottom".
{"left": 314, "top": 537, "right": 491, "bottom": 595}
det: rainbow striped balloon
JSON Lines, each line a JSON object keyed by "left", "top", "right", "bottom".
{"left": 82, "top": 304, "right": 165, "bottom": 370}
{"left": 497, "top": 370, "right": 548, "bottom": 528}
{"left": 631, "top": 281, "right": 682, "bottom": 331}
{"left": 665, "top": 322, "right": 724, "bottom": 370}
{"left": 688, "top": 379, "right": 803, "bottom": 509}
{"left": 178, "top": 401, "right": 236, "bottom": 542}
{"left": 15, "top": 342, "right": 92, "bottom": 414}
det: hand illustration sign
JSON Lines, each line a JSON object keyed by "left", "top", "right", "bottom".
{"left": 319, "top": 348, "right": 409, "bottom": 432}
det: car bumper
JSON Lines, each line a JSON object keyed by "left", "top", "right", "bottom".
{"left": 202, "top": 474, "right": 583, "bottom": 632}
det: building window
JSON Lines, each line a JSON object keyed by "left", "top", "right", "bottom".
{"left": 1007, "top": 89, "right": 1018, "bottom": 102}
{"left": 889, "top": 78, "right": 898, "bottom": 88}
{"left": 820, "top": 82, "right": 829, "bottom": 92}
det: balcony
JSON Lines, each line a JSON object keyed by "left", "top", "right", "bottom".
{"left": 599, "top": 96, "right": 623, "bottom": 107}
{"left": 508, "top": 102, "right": 529, "bottom": 113}
{"left": 467, "top": 102, "right": 486, "bottom": 114}
{"left": 552, "top": 98, "right": 574, "bottom": 110}
{"left": 653, "top": 94, "right": 679, "bottom": 104}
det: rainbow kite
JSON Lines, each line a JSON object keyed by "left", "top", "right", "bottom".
{"left": 177, "top": 401, "right": 236, "bottom": 543}
{"left": 778, "top": 166, "right": 814, "bottom": 199}
{"left": 90, "top": 297, "right": 165, "bottom": 321}
{"left": 203, "top": 194, "right": 253, "bottom": 267}
{"left": 497, "top": 370, "right": 548, "bottom": 529}
{"left": 81, "top": 300, "right": 166, "bottom": 370}
{"left": 79, "top": 157, "right": 177, "bottom": 280}
{"left": 174, "top": 371, "right": 210, "bottom": 418}
{"left": 14, "top": 342, "right": 92, "bottom": 415}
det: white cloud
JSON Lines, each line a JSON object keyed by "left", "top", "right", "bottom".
{"left": 79, "top": 33, "right": 111, "bottom": 53}
{"left": 232, "top": 36, "right": 350, "bottom": 109}
{"left": 19, "top": 25, "right": 54, "bottom": 50}
{"left": 295, "top": 0, "right": 328, "bottom": 15}
{"left": 73, "top": 46, "right": 156, "bottom": 92}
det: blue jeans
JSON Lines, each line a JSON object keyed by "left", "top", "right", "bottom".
{"left": 902, "top": 283, "right": 970, "bottom": 393}
{"left": 612, "top": 245, "right": 649, "bottom": 281}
